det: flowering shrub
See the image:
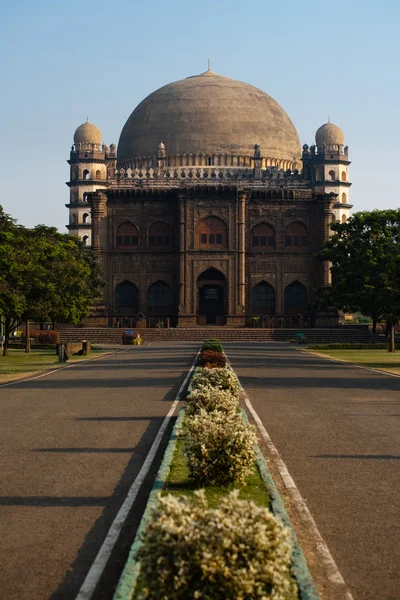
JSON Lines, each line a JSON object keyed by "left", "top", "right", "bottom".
{"left": 186, "top": 386, "right": 238, "bottom": 416}
{"left": 191, "top": 367, "right": 240, "bottom": 397}
{"left": 138, "top": 490, "right": 295, "bottom": 600}
{"left": 183, "top": 409, "right": 257, "bottom": 485}
{"left": 199, "top": 349, "right": 226, "bottom": 368}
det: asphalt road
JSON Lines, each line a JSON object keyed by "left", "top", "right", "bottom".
{"left": 226, "top": 342, "right": 400, "bottom": 600}
{"left": 0, "top": 343, "right": 198, "bottom": 600}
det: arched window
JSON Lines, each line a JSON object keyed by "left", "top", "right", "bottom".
{"left": 148, "top": 281, "right": 172, "bottom": 314}
{"left": 148, "top": 222, "right": 172, "bottom": 248}
{"left": 71, "top": 213, "right": 77, "bottom": 224}
{"left": 116, "top": 281, "right": 139, "bottom": 312}
{"left": 197, "top": 217, "right": 227, "bottom": 248}
{"left": 285, "top": 222, "right": 308, "bottom": 248}
{"left": 83, "top": 169, "right": 90, "bottom": 180}
{"left": 315, "top": 168, "right": 323, "bottom": 182}
{"left": 82, "top": 213, "right": 89, "bottom": 224}
{"left": 341, "top": 192, "right": 346, "bottom": 204}
{"left": 95, "top": 169, "right": 101, "bottom": 180}
{"left": 328, "top": 170, "right": 335, "bottom": 181}
{"left": 82, "top": 192, "right": 88, "bottom": 203}
{"left": 284, "top": 281, "right": 307, "bottom": 315}
{"left": 342, "top": 214, "right": 347, "bottom": 223}
{"left": 341, "top": 171, "right": 347, "bottom": 182}
{"left": 82, "top": 235, "right": 89, "bottom": 246}
{"left": 116, "top": 222, "right": 138, "bottom": 249}
{"left": 251, "top": 281, "right": 275, "bottom": 315}
{"left": 252, "top": 223, "right": 275, "bottom": 249}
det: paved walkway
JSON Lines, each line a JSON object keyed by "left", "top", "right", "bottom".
{"left": 0, "top": 343, "right": 198, "bottom": 600}
{"left": 226, "top": 342, "right": 400, "bottom": 600}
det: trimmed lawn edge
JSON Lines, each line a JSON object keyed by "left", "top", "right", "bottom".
{"left": 300, "top": 348, "right": 400, "bottom": 377}
{"left": 114, "top": 407, "right": 320, "bottom": 600}
{"left": 0, "top": 350, "right": 120, "bottom": 386}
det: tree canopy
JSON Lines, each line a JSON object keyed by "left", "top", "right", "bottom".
{"left": 316, "top": 209, "right": 400, "bottom": 351}
{"left": 0, "top": 206, "right": 103, "bottom": 355}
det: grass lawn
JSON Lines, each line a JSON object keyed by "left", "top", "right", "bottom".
{"left": 0, "top": 348, "right": 108, "bottom": 383}
{"left": 303, "top": 348, "right": 400, "bottom": 375}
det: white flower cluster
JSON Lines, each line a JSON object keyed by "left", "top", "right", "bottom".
{"left": 138, "top": 490, "right": 295, "bottom": 600}
{"left": 186, "top": 386, "right": 239, "bottom": 416}
{"left": 191, "top": 367, "right": 240, "bottom": 397}
{"left": 183, "top": 408, "right": 257, "bottom": 485}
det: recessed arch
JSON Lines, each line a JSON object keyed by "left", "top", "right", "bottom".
{"left": 82, "top": 213, "right": 89, "bottom": 224}
{"left": 284, "top": 281, "right": 307, "bottom": 315}
{"left": 342, "top": 214, "right": 347, "bottom": 223}
{"left": 341, "top": 192, "right": 346, "bottom": 203}
{"left": 341, "top": 170, "right": 347, "bottom": 182}
{"left": 148, "top": 281, "right": 172, "bottom": 315}
{"left": 328, "top": 169, "right": 335, "bottom": 181}
{"left": 82, "top": 235, "right": 89, "bottom": 246}
{"left": 148, "top": 222, "right": 172, "bottom": 248}
{"left": 197, "top": 216, "right": 227, "bottom": 248}
{"left": 251, "top": 222, "right": 275, "bottom": 249}
{"left": 83, "top": 169, "right": 90, "bottom": 180}
{"left": 251, "top": 281, "right": 275, "bottom": 315}
{"left": 116, "top": 221, "right": 138, "bottom": 249}
{"left": 285, "top": 222, "right": 308, "bottom": 248}
{"left": 95, "top": 169, "right": 101, "bottom": 180}
{"left": 197, "top": 267, "right": 227, "bottom": 325}
{"left": 116, "top": 280, "right": 139, "bottom": 313}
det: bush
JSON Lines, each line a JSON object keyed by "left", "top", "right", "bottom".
{"left": 186, "top": 386, "right": 238, "bottom": 416}
{"left": 199, "top": 349, "right": 226, "bottom": 368}
{"left": 21, "top": 330, "right": 60, "bottom": 344}
{"left": 201, "top": 338, "right": 223, "bottom": 353}
{"left": 191, "top": 367, "right": 240, "bottom": 397}
{"left": 138, "top": 490, "right": 295, "bottom": 600}
{"left": 182, "top": 409, "right": 257, "bottom": 485}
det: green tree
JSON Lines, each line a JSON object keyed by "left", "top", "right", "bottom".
{"left": 316, "top": 210, "right": 400, "bottom": 352}
{"left": 0, "top": 207, "right": 103, "bottom": 356}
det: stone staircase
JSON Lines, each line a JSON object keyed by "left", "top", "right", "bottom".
{"left": 58, "top": 327, "right": 382, "bottom": 345}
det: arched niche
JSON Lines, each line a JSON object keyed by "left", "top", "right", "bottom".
{"left": 284, "top": 281, "right": 307, "bottom": 315}
{"left": 148, "top": 222, "right": 172, "bottom": 249}
{"left": 148, "top": 281, "right": 173, "bottom": 315}
{"left": 285, "top": 222, "right": 308, "bottom": 248}
{"left": 251, "top": 223, "right": 275, "bottom": 249}
{"left": 116, "top": 222, "right": 138, "bottom": 249}
{"left": 116, "top": 281, "right": 139, "bottom": 314}
{"left": 197, "top": 216, "right": 227, "bottom": 248}
{"left": 251, "top": 281, "right": 275, "bottom": 315}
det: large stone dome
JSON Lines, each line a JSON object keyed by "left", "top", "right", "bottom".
{"left": 117, "top": 71, "right": 301, "bottom": 163}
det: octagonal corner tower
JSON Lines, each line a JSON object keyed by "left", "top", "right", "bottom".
{"left": 117, "top": 70, "right": 301, "bottom": 168}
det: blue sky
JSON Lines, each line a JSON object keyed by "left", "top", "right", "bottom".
{"left": 1, "top": 0, "right": 399, "bottom": 231}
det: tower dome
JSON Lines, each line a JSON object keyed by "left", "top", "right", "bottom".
{"left": 315, "top": 121, "right": 344, "bottom": 147}
{"left": 74, "top": 120, "right": 102, "bottom": 145}
{"left": 117, "top": 70, "right": 301, "bottom": 166}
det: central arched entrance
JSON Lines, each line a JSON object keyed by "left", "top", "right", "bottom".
{"left": 197, "top": 268, "right": 227, "bottom": 325}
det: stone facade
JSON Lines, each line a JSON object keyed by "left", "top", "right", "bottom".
{"left": 66, "top": 72, "right": 352, "bottom": 327}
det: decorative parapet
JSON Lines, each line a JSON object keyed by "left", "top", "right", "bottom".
{"left": 109, "top": 166, "right": 306, "bottom": 188}
{"left": 118, "top": 154, "right": 302, "bottom": 172}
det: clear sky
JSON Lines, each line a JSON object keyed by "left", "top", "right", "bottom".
{"left": 1, "top": 0, "right": 399, "bottom": 231}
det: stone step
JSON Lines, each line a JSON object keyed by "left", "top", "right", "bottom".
{"left": 57, "top": 327, "right": 381, "bottom": 344}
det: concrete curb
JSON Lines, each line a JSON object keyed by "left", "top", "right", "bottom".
{"left": 241, "top": 409, "right": 320, "bottom": 600}
{"left": 113, "top": 408, "right": 186, "bottom": 600}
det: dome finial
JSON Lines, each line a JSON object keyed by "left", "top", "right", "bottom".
{"left": 207, "top": 58, "right": 211, "bottom": 72}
